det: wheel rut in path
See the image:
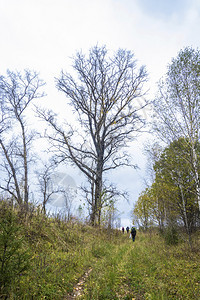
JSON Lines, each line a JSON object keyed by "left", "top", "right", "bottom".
{"left": 64, "top": 268, "right": 92, "bottom": 299}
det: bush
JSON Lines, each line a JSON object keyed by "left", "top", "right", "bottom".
{"left": 0, "top": 202, "right": 30, "bottom": 298}
{"left": 163, "top": 226, "right": 179, "bottom": 245}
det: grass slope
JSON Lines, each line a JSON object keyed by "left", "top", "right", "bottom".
{"left": 82, "top": 233, "right": 200, "bottom": 299}
{"left": 0, "top": 203, "right": 199, "bottom": 299}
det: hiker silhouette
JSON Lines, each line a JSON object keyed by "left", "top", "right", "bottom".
{"left": 131, "top": 226, "right": 136, "bottom": 242}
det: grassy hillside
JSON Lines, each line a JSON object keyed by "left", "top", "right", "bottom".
{"left": 0, "top": 201, "right": 199, "bottom": 299}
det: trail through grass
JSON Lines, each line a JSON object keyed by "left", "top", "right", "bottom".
{"left": 1, "top": 203, "right": 199, "bottom": 299}
{"left": 80, "top": 232, "right": 200, "bottom": 300}
{"left": 80, "top": 235, "right": 139, "bottom": 299}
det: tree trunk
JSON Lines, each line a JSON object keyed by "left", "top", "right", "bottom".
{"left": 179, "top": 180, "right": 192, "bottom": 246}
{"left": 0, "top": 139, "right": 23, "bottom": 205}
{"left": 20, "top": 121, "right": 29, "bottom": 210}
{"left": 192, "top": 146, "right": 200, "bottom": 211}
{"left": 91, "top": 161, "right": 103, "bottom": 226}
{"left": 92, "top": 176, "right": 102, "bottom": 226}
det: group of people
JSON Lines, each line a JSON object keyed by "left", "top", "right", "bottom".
{"left": 122, "top": 226, "right": 137, "bottom": 242}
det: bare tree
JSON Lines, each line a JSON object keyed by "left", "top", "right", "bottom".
{"left": 101, "top": 202, "right": 120, "bottom": 230}
{"left": 0, "top": 70, "right": 45, "bottom": 209}
{"left": 39, "top": 46, "right": 148, "bottom": 225}
{"left": 63, "top": 189, "right": 74, "bottom": 221}
{"left": 36, "top": 162, "right": 56, "bottom": 214}
{"left": 36, "top": 162, "right": 75, "bottom": 218}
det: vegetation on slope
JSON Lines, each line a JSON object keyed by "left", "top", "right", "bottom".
{"left": 81, "top": 231, "right": 200, "bottom": 299}
{"left": 0, "top": 200, "right": 199, "bottom": 299}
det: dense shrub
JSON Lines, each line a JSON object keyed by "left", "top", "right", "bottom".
{"left": 0, "top": 202, "right": 30, "bottom": 298}
{"left": 163, "top": 226, "right": 179, "bottom": 245}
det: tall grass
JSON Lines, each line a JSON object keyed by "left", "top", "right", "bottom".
{"left": 0, "top": 201, "right": 124, "bottom": 299}
{"left": 82, "top": 231, "right": 200, "bottom": 299}
{"left": 0, "top": 201, "right": 199, "bottom": 299}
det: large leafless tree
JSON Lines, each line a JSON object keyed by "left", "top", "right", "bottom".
{"left": 0, "top": 70, "right": 45, "bottom": 209}
{"left": 40, "top": 46, "right": 148, "bottom": 225}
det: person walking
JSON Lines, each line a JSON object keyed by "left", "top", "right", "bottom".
{"left": 126, "top": 226, "right": 129, "bottom": 234}
{"left": 122, "top": 227, "right": 125, "bottom": 234}
{"left": 131, "top": 226, "right": 136, "bottom": 242}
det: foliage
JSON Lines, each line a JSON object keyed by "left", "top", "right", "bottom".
{"left": 0, "top": 202, "right": 30, "bottom": 297}
{"left": 153, "top": 46, "right": 200, "bottom": 142}
{"left": 163, "top": 226, "right": 179, "bottom": 245}
{"left": 154, "top": 138, "right": 199, "bottom": 231}
{"left": 153, "top": 47, "right": 200, "bottom": 212}
{"left": 135, "top": 138, "right": 200, "bottom": 246}
{"left": 133, "top": 188, "right": 154, "bottom": 230}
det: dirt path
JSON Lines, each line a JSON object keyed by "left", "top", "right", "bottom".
{"left": 64, "top": 268, "right": 92, "bottom": 299}
{"left": 64, "top": 239, "right": 134, "bottom": 299}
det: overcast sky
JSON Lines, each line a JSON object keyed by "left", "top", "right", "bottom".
{"left": 1, "top": 0, "right": 200, "bottom": 226}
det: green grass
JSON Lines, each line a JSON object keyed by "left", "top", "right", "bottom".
{"left": 0, "top": 202, "right": 124, "bottom": 299}
{"left": 0, "top": 202, "right": 199, "bottom": 299}
{"left": 82, "top": 232, "right": 200, "bottom": 299}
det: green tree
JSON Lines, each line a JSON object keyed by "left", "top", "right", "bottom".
{"left": 148, "top": 181, "right": 167, "bottom": 232}
{"left": 154, "top": 138, "right": 199, "bottom": 242}
{"left": 133, "top": 188, "right": 154, "bottom": 230}
{"left": 153, "top": 47, "right": 200, "bottom": 212}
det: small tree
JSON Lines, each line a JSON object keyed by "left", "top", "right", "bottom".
{"left": 36, "top": 162, "right": 58, "bottom": 215}
{"left": 62, "top": 188, "right": 75, "bottom": 221}
{"left": 133, "top": 189, "right": 154, "bottom": 230}
{"left": 101, "top": 202, "right": 119, "bottom": 230}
